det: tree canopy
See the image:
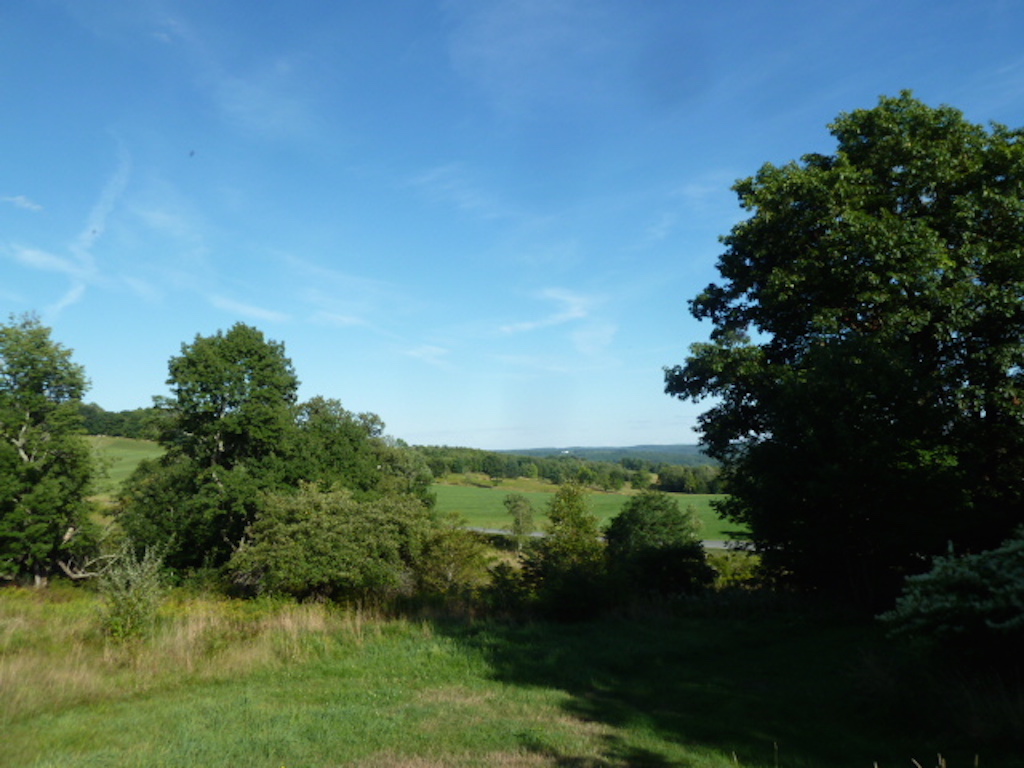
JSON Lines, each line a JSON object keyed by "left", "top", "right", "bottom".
{"left": 0, "top": 315, "right": 95, "bottom": 583}
{"left": 665, "top": 92, "right": 1024, "bottom": 607}
{"left": 118, "top": 322, "right": 435, "bottom": 571}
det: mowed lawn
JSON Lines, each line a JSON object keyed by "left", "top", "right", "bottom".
{"left": 432, "top": 483, "right": 742, "bottom": 540}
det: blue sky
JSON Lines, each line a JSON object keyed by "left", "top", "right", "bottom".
{"left": 3, "top": 1, "right": 1024, "bottom": 450}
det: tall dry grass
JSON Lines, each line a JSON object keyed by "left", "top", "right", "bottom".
{"left": 0, "top": 584, "right": 379, "bottom": 725}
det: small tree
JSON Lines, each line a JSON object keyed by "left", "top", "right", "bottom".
{"left": 0, "top": 315, "right": 96, "bottom": 585}
{"left": 521, "top": 483, "right": 606, "bottom": 618}
{"left": 605, "top": 491, "right": 713, "bottom": 597}
{"left": 503, "top": 492, "right": 535, "bottom": 552}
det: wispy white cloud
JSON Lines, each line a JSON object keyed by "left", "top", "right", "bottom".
{"left": 404, "top": 344, "right": 452, "bottom": 368}
{"left": 10, "top": 246, "right": 84, "bottom": 277}
{"left": 500, "top": 287, "right": 592, "bottom": 334}
{"left": 444, "top": 0, "right": 619, "bottom": 118}
{"left": 4, "top": 148, "right": 131, "bottom": 319}
{"left": 70, "top": 147, "right": 131, "bottom": 270}
{"left": 214, "top": 60, "right": 316, "bottom": 140}
{"left": 2, "top": 195, "right": 42, "bottom": 212}
{"left": 144, "top": 10, "right": 317, "bottom": 140}
{"left": 209, "top": 294, "right": 290, "bottom": 323}
{"left": 406, "top": 164, "right": 514, "bottom": 220}
{"left": 48, "top": 283, "right": 87, "bottom": 316}
{"left": 571, "top": 320, "right": 617, "bottom": 357}
{"left": 311, "top": 311, "right": 367, "bottom": 328}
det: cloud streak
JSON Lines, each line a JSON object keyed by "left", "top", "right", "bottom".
{"left": 209, "top": 294, "right": 290, "bottom": 323}
{"left": 2, "top": 195, "right": 42, "bottom": 212}
{"left": 500, "top": 288, "right": 592, "bottom": 333}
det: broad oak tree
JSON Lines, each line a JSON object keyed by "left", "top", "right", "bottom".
{"left": 665, "top": 93, "right": 1024, "bottom": 608}
{"left": 0, "top": 315, "right": 95, "bottom": 584}
{"left": 118, "top": 322, "right": 434, "bottom": 571}
{"left": 119, "top": 323, "right": 300, "bottom": 569}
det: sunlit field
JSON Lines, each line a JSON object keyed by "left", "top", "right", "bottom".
{"left": 2, "top": 586, "right": 1006, "bottom": 768}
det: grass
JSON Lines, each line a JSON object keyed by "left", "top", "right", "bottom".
{"left": 2, "top": 587, "right": 1014, "bottom": 768}
{"left": 86, "top": 436, "right": 164, "bottom": 500}
{"left": 432, "top": 482, "right": 742, "bottom": 540}
{"left": 80, "top": 439, "right": 744, "bottom": 540}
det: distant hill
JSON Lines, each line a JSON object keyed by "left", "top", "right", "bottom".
{"left": 501, "top": 445, "right": 715, "bottom": 467}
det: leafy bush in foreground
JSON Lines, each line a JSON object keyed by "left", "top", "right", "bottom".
{"left": 98, "top": 546, "right": 166, "bottom": 641}
{"left": 229, "top": 484, "right": 435, "bottom": 601}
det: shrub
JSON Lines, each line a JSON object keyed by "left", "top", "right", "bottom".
{"left": 604, "top": 491, "right": 714, "bottom": 597}
{"left": 880, "top": 529, "right": 1024, "bottom": 657}
{"left": 98, "top": 546, "right": 166, "bottom": 641}
{"left": 228, "top": 484, "right": 434, "bottom": 602}
{"left": 414, "top": 511, "right": 490, "bottom": 597}
{"left": 520, "top": 483, "right": 608, "bottom": 619}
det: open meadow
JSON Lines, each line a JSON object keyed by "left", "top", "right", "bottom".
{"left": 87, "top": 436, "right": 164, "bottom": 501}
{"left": 86, "top": 439, "right": 742, "bottom": 539}
{"left": 0, "top": 586, "right": 1005, "bottom": 768}
{"left": 432, "top": 480, "right": 739, "bottom": 540}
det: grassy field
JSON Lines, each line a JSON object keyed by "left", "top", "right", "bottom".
{"left": 82, "top": 439, "right": 743, "bottom": 540}
{"left": 432, "top": 481, "right": 741, "bottom": 540}
{"left": 87, "top": 435, "right": 164, "bottom": 500}
{"left": 1, "top": 586, "right": 1005, "bottom": 768}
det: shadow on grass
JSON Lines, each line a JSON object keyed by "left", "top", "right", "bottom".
{"left": 434, "top": 597, "right": 1004, "bottom": 768}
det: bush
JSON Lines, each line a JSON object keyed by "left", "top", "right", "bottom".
{"left": 228, "top": 484, "right": 434, "bottom": 602}
{"left": 414, "top": 511, "right": 490, "bottom": 597}
{"left": 520, "top": 483, "right": 608, "bottom": 619}
{"left": 880, "top": 529, "right": 1024, "bottom": 658}
{"left": 98, "top": 547, "right": 166, "bottom": 641}
{"left": 605, "top": 491, "right": 714, "bottom": 597}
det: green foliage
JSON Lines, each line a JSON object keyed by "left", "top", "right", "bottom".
{"left": 118, "top": 323, "right": 300, "bottom": 570}
{"left": 160, "top": 322, "right": 299, "bottom": 470}
{"left": 79, "top": 403, "right": 161, "bottom": 439}
{"left": 521, "top": 483, "right": 608, "bottom": 619}
{"left": 880, "top": 530, "right": 1024, "bottom": 654}
{"left": 98, "top": 546, "right": 166, "bottom": 641}
{"left": 414, "top": 511, "right": 490, "bottom": 597}
{"left": 0, "top": 314, "right": 96, "bottom": 583}
{"left": 288, "top": 396, "right": 384, "bottom": 495}
{"left": 666, "top": 92, "right": 1024, "bottom": 608}
{"left": 117, "top": 323, "right": 433, "bottom": 575}
{"left": 604, "top": 491, "right": 714, "bottom": 597}
{"left": 503, "top": 492, "right": 535, "bottom": 551}
{"left": 228, "top": 484, "right": 434, "bottom": 601}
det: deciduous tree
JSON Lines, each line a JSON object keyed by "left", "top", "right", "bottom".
{"left": 119, "top": 323, "right": 299, "bottom": 569}
{"left": 665, "top": 93, "right": 1024, "bottom": 608}
{"left": 0, "top": 315, "right": 95, "bottom": 584}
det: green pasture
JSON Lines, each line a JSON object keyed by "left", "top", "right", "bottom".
{"left": 86, "top": 436, "right": 164, "bottom": 499}
{"left": 1, "top": 588, "right": 1000, "bottom": 768}
{"left": 432, "top": 483, "right": 742, "bottom": 540}
{"left": 82, "top": 438, "right": 742, "bottom": 539}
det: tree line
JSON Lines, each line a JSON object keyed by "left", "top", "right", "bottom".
{"left": 0, "top": 316, "right": 715, "bottom": 615}
{"left": 416, "top": 445, "right": 724, "bottom": 494}
{"left": 77, "top": 405, "right": 726, "bottom": 494}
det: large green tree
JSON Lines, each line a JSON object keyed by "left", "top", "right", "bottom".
{"left": 119, "top": 323, "right": 431, "bottom": 571}
{"left": 0, "top": 315, "right": 95, "bottom": 584}
{"left": 665, "top": 93, "right": 1024, "bottom": 608}
{"left": 119, "top": 323, "right": 300, "bottom": 569}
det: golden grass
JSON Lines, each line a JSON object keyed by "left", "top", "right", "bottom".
{"left": 0, "top": 586, "right": 367, "bottom": 725}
